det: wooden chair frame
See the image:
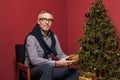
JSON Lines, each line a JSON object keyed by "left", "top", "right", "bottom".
{"left": 16, "top": 44, "right": 31, "bottom": 80}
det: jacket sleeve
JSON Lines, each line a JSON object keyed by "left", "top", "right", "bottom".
{"left": 25, "top": 35, "right": 56, "bottom": 67}
{"left": 54, "top": 34, "right": 68, "bottom": 59}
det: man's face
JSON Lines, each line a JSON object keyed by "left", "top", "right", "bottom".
{"left": 37, "top": 13, "right": 54, "bottom": 31}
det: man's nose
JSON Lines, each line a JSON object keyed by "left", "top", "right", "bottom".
{"left": 45, "top": 20, "right": 49, "bottom": 24}
{"left": 45, "top": 22, "right": 49, "bottom": 26}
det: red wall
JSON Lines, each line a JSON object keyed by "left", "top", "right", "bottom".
{"left": 67, "top": 0, "right": 120, "bottom": 54}
{"left": 1, "top": 0, "right": 120, "bottom": 80}
{"left": 0, "top": 0, "right": 67, "bottom": 80}
{"left": 67, "top": 0, "right": 93, "bottom": 53}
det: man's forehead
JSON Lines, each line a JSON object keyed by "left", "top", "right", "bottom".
{"left": 39, "top": 13, "right": 53, "bottom": 18}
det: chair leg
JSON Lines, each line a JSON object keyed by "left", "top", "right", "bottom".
{"left": 26, "top": 68, "right": 30, "bottom": 80}
{"left": 17, "top": 67, "right": 19, "bottom": 80}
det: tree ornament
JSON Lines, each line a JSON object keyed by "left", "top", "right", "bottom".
{"left": 104, "top": 31, "right": 109, "bottom": 37}
{"left": 82, "top": 43, "right": 86, "bottom": 48}
{"left": 104, "top": 31, "right": 107, "bottom": 34}
{"left": 94, "top": 67, "right": 96, "bottom": 71}
{"left": 85, "top": 12, "right": 90, "bottom": 18}
{"left": 117, "top": 53, "right": 120, "bottom": 56}
{"left": 95, "top": 10, "right": 101, "bottom": 15}
{"left": 82, "top": 43, "right": 87, "bottom": 50}
{"left": 95, "top": 49, "right": 98, "bottom": 52}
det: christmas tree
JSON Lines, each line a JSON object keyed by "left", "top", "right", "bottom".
{"left": 78, "top": 0, "right": 120, "bottom": 79}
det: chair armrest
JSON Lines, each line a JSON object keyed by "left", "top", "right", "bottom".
{"left": 17, "top": 63, "right": 30, "bottom": 72}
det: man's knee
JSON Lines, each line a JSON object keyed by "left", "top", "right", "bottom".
{"left": 31, "top": 64, "right": 53, "bottom": 80}
{"left": 40, "top": 64, "right": 53, "bottom": 72}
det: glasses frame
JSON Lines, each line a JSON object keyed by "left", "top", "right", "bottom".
{"left": 39, "top": 18, "right": 54, "bottom": 23}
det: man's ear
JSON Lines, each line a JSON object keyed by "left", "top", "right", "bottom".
{"left": 37, "top": 20, "right": 40, "bottom": 24}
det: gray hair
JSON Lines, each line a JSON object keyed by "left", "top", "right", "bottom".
{"left": 38, "top": 10, "right": 54, "bottom": 20}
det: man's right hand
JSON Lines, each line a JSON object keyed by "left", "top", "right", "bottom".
{"left": 55, "top": 56, "right": 75, "bottom": 67}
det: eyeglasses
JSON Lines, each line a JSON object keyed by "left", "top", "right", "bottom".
{"left": 39, "top": 18, "right": 54, "bottom": 22}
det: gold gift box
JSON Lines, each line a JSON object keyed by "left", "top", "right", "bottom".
{"left": 79, "top": 76, "right": 92, "bottom": 80}
{"left": 66, "top": 53, "right": 79, "bottom": 64}
{"left": 79, "top": 72, "right": 97, "bottom": 80}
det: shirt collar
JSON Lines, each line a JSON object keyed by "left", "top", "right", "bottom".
{"left": 41, "top": 30, "right": 50, "bottom": 37}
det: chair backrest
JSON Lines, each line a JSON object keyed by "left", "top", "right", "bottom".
{"left": 15, "top": 44, "right": 25, "bottom": 63}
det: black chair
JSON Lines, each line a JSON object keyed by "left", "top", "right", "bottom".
{"left": 15, "top": 44, "right": 30, "bottom": 80}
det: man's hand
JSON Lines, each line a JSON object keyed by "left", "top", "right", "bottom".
{"left": 66, "top": 54, "right": 79, "bottom": 64}
{"left": 55, "top": 56, "right": 75, "bottom": 67}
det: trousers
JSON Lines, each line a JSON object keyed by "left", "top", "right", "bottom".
{"left": 30, "top": 64, "right": 79, "bottom": 80}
